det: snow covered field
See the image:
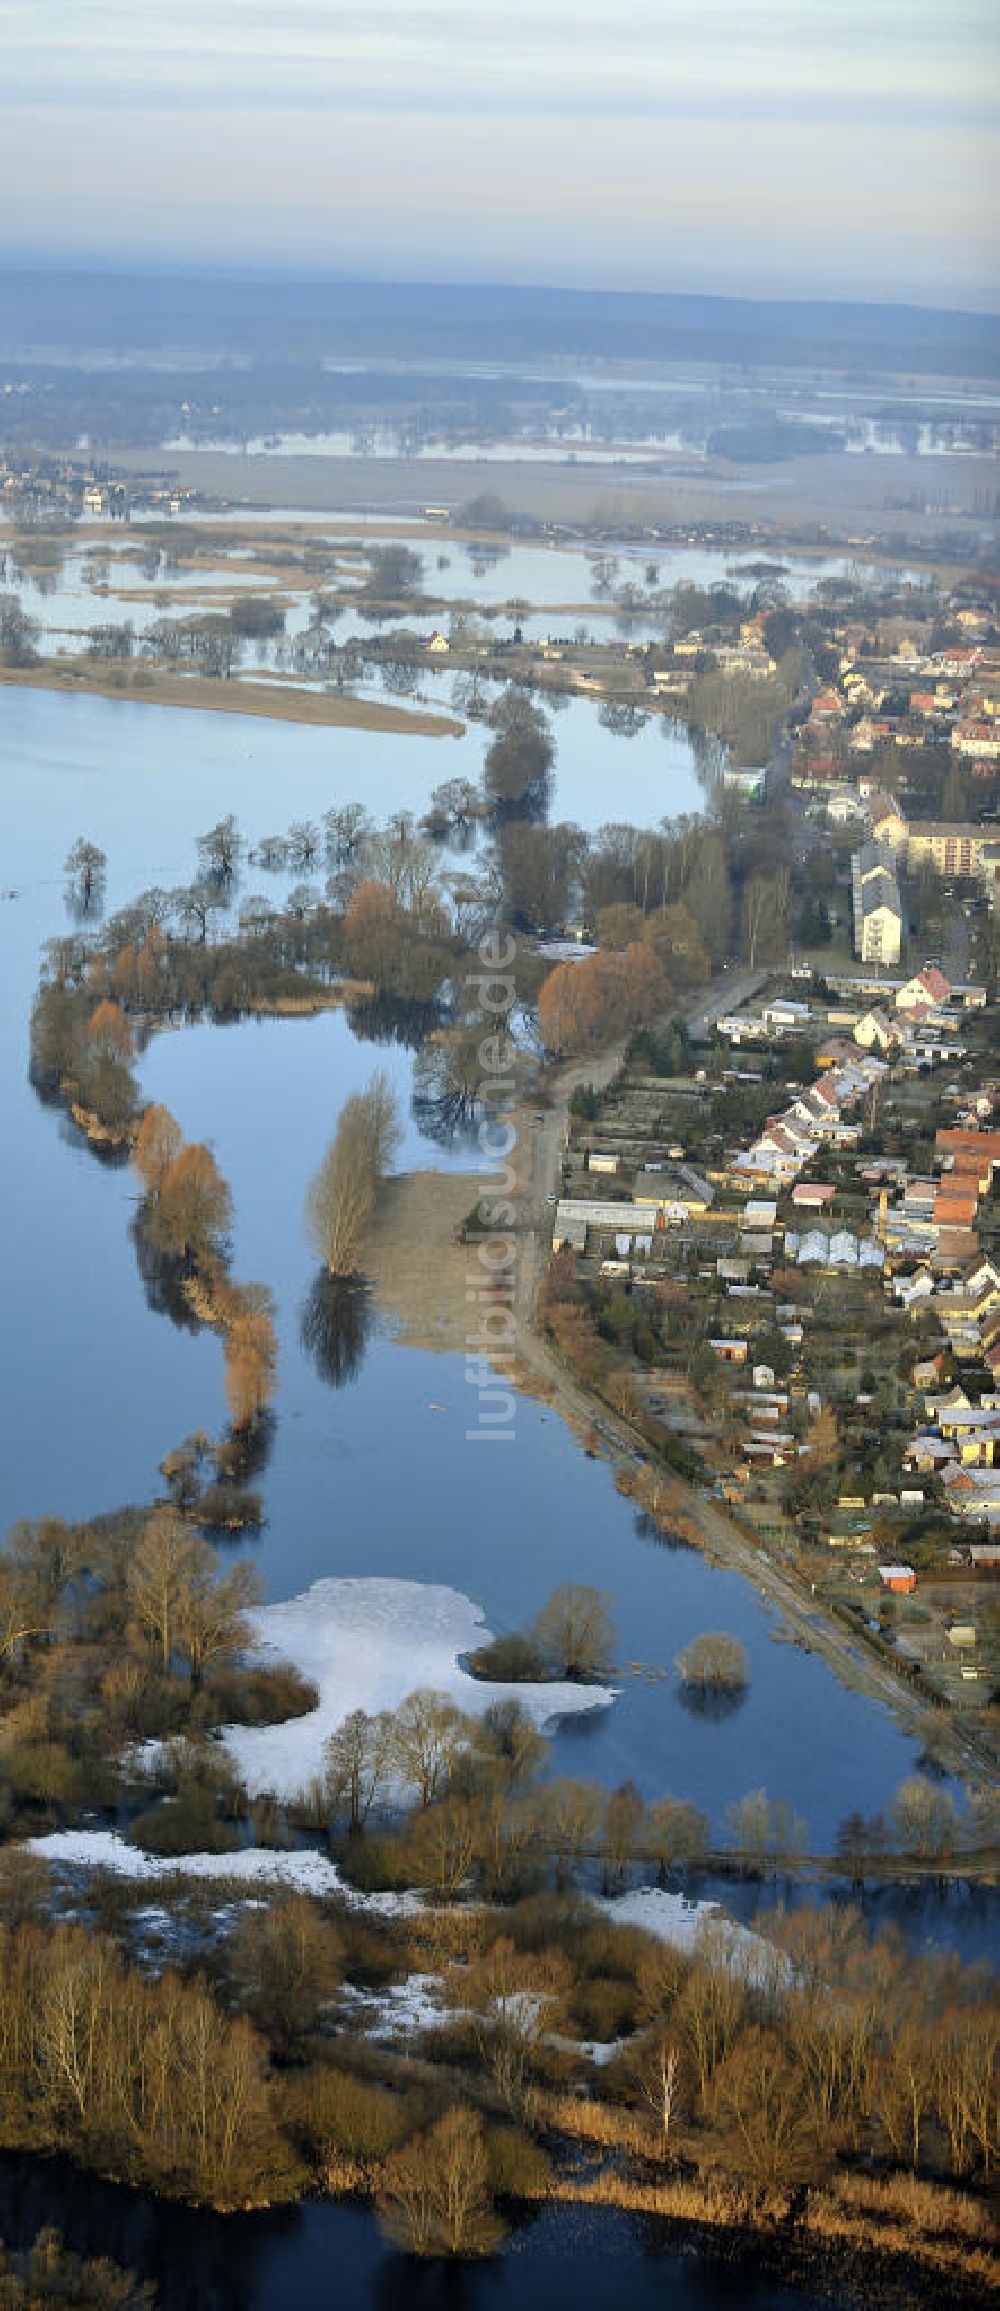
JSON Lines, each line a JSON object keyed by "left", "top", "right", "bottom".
{"left": 220, "top": 1576, "right": 618, "bottom": 1799}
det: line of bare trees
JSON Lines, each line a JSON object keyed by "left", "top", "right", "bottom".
{"left": 0, "top": 1919, "right": 286, "bottom": 2207}
{"left": 299, "top": 1667, "right": 993, "bottom": 1902}
{"left": 0, "top": 1874, "right": 992, "bottom": 2261}
{"left": 386, "top": 1899, "right": 999, "bottom": 2222}
{"left": 133, "top": 1102, "right": 277, "bottom": 1434}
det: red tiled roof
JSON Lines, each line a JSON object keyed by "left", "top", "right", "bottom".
{"left": 933, "top": 1192, "right": 979, "bottom": 1228}
{"left": 919, "top": 966, "right": 951, "bottom": 1004}
{"left": 936, "top": 1128, "right": 1000, "bottom": 1164}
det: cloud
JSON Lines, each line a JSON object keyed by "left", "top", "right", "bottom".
{"left": 0, "top": 0, "right": 994, "bottom": 116}
{"left": 0, "top": 2, "right": 994, "bottom": 303}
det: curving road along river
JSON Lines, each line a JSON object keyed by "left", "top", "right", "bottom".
{"left": 512, "top": 988, "right": 999, "bottom": 1797}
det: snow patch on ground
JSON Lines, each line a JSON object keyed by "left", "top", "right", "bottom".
{"left": 550, "top": 2031, "right": 632, "bottom": 2069}
{"left": 25, "top": 1829, "right": 420, "bottom": 1914}
{"left": 592, "top": 1886, "right": 781, "bottom": 1982}
{"left": 221, "top": 1576, "right": 617, "bottom": 1800}
{"left": 338, "top": 1974, "right": 448, "bottom": 2042}
{"left": 591, "top": 1886, "right": 721, "bottom": 1950}
{"left": 341, "top": 1972, "right": 632, "bottom": 2072}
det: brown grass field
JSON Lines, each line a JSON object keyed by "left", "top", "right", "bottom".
{"left": 0, "top": 656, "right": 464, "bottom": 737}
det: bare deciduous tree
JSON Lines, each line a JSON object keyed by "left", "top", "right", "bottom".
{"left": 533, "top": 1583, "right": 615, "bottom": 1680}
{"left": 133, "top": 1102, "right": 183, "bottom": 1196}
{"left": 391, "top": 1689, "right": 472, "bottom": 1809}
{"left": 675, "top": 1632, "right": 750, "bottom": 1692}
{"left": 127, "top": 1510, "right": 198, "bottom": 1672}
{"left": 305, "top": 1072, "right": 400, "bottom": 1277}
{"left": 323, "top": 1707, "right": 395, "bottom": 1836}
{"left": 378, "top": 2105, "right": 503, "bottom": 2258}
{"left": 632, "top": 2030, "right": 687, "bottom": 2161}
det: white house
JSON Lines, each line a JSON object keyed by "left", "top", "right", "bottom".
{"left": 854, "top": 1008, "right": 896, "bottom": 1051}
{"left": 896, "top": 967, "right": 951, "bottom": 1012}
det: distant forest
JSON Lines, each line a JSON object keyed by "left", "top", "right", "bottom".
{"left": 2, "top": 265, "right": 998, "bottom": 379}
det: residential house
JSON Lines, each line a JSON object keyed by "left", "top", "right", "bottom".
{"left": 825, "top": 788, "right": 868, "bottom": 825}
{"left": 936, "top": 1134, "right": 1000, "bottom": 1186}
{"left": 897, "top": 967, "right": 951, "bottom": 1012}
{"left": 552, "top": 1199, "right": 649, "bottom": 1250}
{"left": 867, "top": 795, "right": 908, "bottom": 850}
{"left": 935, "top": 1407, "right": 1000, "bottom": 1467}
{"left": 634, "top": 1165, "right": 714, "bottom": 1217}
{"left": 879, "top": 1565, "right": 917, "bottom": 1593}
{"left": 952, "top": 720, "right": 1000, "bottom": 763}
{"left": 940, "top": 1464, "right": 1000, "bottom": 1525}
{"left": 743, "top": 1199, "right": 778, "bottom": 1230}
{"left": 894, "top": 1269, "right": 936, "bottom": 1311}
{"left": 903, "top": 1434, "right": 958, "bottom": 1475}
{"left": 854, "top": 1008, "right": 897, "bottom": 1051}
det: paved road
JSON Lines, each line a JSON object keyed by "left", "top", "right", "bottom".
{"left": 684, "top": 967, "right": 768, "bottom": 1038}
{"left": 513, "top": 1037, "right": 629, "bottom": 1350}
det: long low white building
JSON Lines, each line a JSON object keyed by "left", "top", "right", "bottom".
{"left": 553, "top": 1199, "right": 666, "bottom": 1251}
{"left": 784, "top": 1228, "right": 884, "bottom": 1270}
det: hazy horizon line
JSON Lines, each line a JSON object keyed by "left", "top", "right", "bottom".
{"left": 0, "top": 252, "right": 997, "bottom": 326}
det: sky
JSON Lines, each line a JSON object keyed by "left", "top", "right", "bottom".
{"left": 1, "top": 0, "right": 997, "bottom": 308}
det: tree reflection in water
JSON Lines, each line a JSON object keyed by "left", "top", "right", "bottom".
{"left": 633, "top": 1511, "right": 696, "bottom": 1554}
{"left": 345, "top": 993, "right": 441, "bottom": 1049}
{"left": 676, "top": 1680, "right": 749, "bottom": 1724}
{"left": 129, "top": 1213, "right": 203, "bottom": 1333}
{"left": 300, "top": 1271, "right": 374, "bottom": 1389}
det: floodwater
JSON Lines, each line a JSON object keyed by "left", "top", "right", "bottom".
{"left": 0, "top": 2156, "right": 826, "bottom": 2311}
{"left": 5, "top": 517, "right": 915, "bottom": 663}
{"left": 0, "top": 673, "right": 992, "bottom": 2305}
{"left": 0, "top": 685, "right": 958, "bottom": 1853}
